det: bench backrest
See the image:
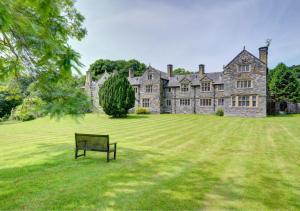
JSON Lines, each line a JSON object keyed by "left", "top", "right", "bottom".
{"left": 75, "top": 133, "right": 109, "bottom": 151}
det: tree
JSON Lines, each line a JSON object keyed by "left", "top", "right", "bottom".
{"left": 0, "top": 0, "right": 88, "bottom": 117}
{"left": 0, "top": 84, "right": 22, "bottom": 118}
{"left": 89, "top": 59, "right": 146, "bottom": 80}
{"left": 268, "top": 63, "right": 300, "bottom": 107}
{"left": 173, "top": 68, "right": 192, "bottom": 75}
{"left": 290, "top": 65, "right": 300, "bottom": 80}
{"left": 99, "top": 74, "right": 135, "bottom": 118}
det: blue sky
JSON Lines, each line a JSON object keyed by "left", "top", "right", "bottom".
{"left": 70, "top": 0, "right": 300, "bottom": 73}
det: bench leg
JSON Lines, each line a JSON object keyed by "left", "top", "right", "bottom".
{"left": 84, "top": 149, "right": 86, "bottom": 157}
{"left": 75, "top": 148, "right": 78, "bottom": 159}
{"left": 107, "top": 151, "right": 109, "bottom": 162}
{"left": 114, "top": 148, "right": 116, "bottom": 160}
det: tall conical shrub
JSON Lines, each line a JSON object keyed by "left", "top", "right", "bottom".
{"left": 99, "top": 74, "right": 135, "bottom": 117}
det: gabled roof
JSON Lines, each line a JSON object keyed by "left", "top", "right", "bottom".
{"left": 167, "top": 72, "right": 224, "bottom": 87}
{"left": 147, "top": 65, "right": 169, "bottom": 80}
{"left": 206, "top": 72, "right": 224, "bottom": 84}
{"left": 224, "top": 49, "right": 265, "bottom": 68}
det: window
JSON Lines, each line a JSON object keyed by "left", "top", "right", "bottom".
{"left": 181, "top": 84, "right": 189, "bottom": 92}
{"left": 134, "top": 87, "right": 138, "bottom": 94}
{"left": 166, "top": 99, "right": 171, "bottom": 106}
{"left": 238, "top": 96, "right": 250, "bottom": 107}
{"left": 180, "top": 99, "right": 190, "bottom": 106}
{"left": 252, "top": 95, "right": 257, "bottom": 107}
{"left": 239, "top": 64, "right": 250, "bottom": 72}
{"left": 237, "top": 80, "right": 252, "bottom": 88}
{"left": 200, "top": 99, "right": 211, "bottom": 106}
{"left": 148, "top": 74, "right": 153, "bottom": 80}
{"left": 232, "top": 96, "right": 236, "bottom": 107}
{"left": 216, "top": 84, "right": 224, "bottom": 91}
{"left": 231, "top": 95, "right": 258, "bottom": 107}
{"left": 217, "top": 98, "right": 224, "bottom": 106}
{"left": 146, "top": 85, "right": 152, "bottom": 93}
{"left": 167, "top": 88, "right": 172, "bottom": 92}
{"left": 142, "top": 98, "right": 150, "bottom": 107}
{"left": 201, "top": 82, "right": 211, "bottom": 91}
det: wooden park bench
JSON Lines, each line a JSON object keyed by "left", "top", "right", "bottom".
{"left": 75, "top": 133, "right": 117, "bottom": 162}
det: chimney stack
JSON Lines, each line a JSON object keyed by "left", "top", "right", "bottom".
{"left": 199, "top": 64, "right": 205, "bottom": 76}
{"left": 167, "top": 64, "right": 173, "bottom": 77}
{"left": 259, "top": 47, "right": 268, "bottom": 66}
{"left": 129, "top": 68, "right": 134, "bottom": 78}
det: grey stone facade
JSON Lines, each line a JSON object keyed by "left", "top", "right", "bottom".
{"left": 86, "top": 46, "right": 269, "bottom": 117}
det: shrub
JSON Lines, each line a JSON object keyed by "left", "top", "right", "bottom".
{"left": 99, "top": 74, "right": 135, "bottom": 118}
{"left": 135, "top": 107, "right": 150, "bottom": 114}
{"left": 215, "top": 108, "right": 224, "bottom": 116}
{"left": 0, "top": 85, "right": 22, "bottom": 118}
{"left": 11, "top": 97, "right": 46, "bottom": 121}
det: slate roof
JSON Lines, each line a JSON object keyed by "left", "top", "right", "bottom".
{"left": 167, "top": 72, "right": 224, "bottom": 87}
{"left": 128, "top": 76, "right": 141, "bottom": 85}
{"left": 206, "top": 72, "right": 224, "bottom": 84}
{"left": 94, "top": 66, "right": 224, "bottom": 87}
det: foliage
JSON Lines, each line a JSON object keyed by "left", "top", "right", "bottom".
{"left": 0, "top": 0, "right": 87, "bottom": 117}
{"left": 11, "top": 96, "right": 45, "bottom": 121}
{"left": 290, "top": 65, "right": 300, "bottom": 79}
{"left": 268, "top": 63, "right": 300, "bottom": 103}
{"left": 31, "top": 73, "right": 92, "bottom": 118}
{"left": 0, "top": 84, "right": 22, "bottom": 118}
{"left": 89, "top": 59, "right": 146, "bottom": 80}
{"left": 215, "top": 108, "right": 224, "bottom": 116}
{"left": 99, "top": 74, "right": 135, "bottom": 117}
{"left": 173, "top": 68, "right": 192, "bottom": 75}
{"left": 135, "top": 107, "right": 150, "bottom": 114}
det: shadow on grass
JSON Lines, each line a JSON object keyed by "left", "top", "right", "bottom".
{"left": 108, "top": 115, "right": 150, "bottom": 120}
{"left": 1, "top": 142, "right": 299, "bottom": 210}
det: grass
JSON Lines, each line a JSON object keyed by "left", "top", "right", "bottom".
{"left": 1, "top": 114, "right": 300, "bottom": 210}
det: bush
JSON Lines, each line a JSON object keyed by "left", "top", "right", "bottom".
{"left": 11, "top": 97, "right": 46, "bottom": 121}
{"left": 99, "top": 74, "right": 135, "bottom": 118}
{"left": 215, "top": 108, "right": 224, "bottom": 116}
{"left": 135, "top": 107, "right": 150, "bottom": 114}
{"left": 0, "top": 85, "right": 22, "bottom": 118}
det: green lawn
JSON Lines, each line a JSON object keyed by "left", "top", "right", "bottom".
{"left": 1, "top": 114, "right": 300, "bottom": 210}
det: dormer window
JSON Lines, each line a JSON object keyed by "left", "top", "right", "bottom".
{"left": 239, "top": 64, "right": 250, "bottom": 72}
{"left": 201, "top": 82, "right": 211, "bottom": 91}
{"left": 181, "top": 84, "right": 189, "bottom": 92}
{"left": 148, "top": 74, "right": 153, "bottom": 80}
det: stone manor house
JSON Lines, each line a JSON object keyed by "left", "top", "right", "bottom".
{"left": 85, "top": 46, "right": 269, "bottom": 117}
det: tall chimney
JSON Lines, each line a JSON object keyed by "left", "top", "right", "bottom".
{"left": 259, "top": 47, "right": 268, "bottom": 66}
{"left": 129, "top": 68, "right": 134, "bottom": 78}
{"left": 199, "top": 64, "right": 205, "bottom": 76}
{"left": 167, "top": 64, "right": 173, "bottom": 77}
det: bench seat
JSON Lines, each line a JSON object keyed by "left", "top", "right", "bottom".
{"left": 75, "top": 133, "right": 117, "bottom": 162}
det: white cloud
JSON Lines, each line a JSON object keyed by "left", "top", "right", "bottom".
{"left": 70, "top": 0, "right": 300, "bottom": 73}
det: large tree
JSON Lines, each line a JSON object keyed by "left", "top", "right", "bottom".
{"left": 0, "top": 0, "right": 88, "bottom": 117}
{"left": 268, "top": 63, "right": 300, "bottom": 106}
{"left": 89, "top": 59, "right": 146, "bottom": 80}
{"left": 99, "top": 74, "right": 135, "bottom": 118}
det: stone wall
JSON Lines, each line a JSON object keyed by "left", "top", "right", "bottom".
{"left": 139, "top": 68, "right": 162, "bottom": 113}
{"left": 223, "top": 50, "right": 267, "bottom": 117}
